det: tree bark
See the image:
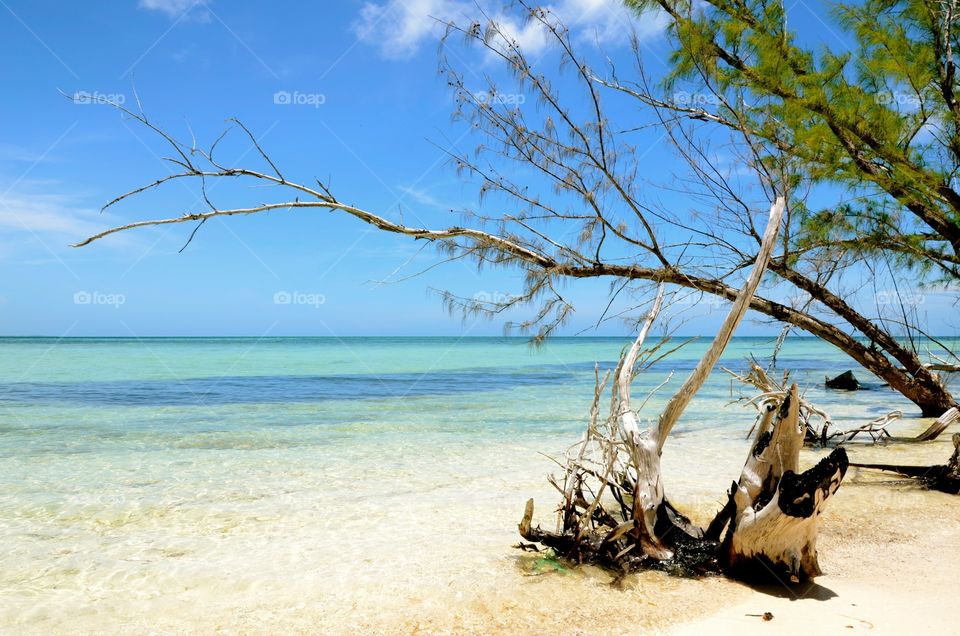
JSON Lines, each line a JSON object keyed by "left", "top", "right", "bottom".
{"left": 519, "top": 200, "right": 850, "bottom": 583}
{"left": 915, "top": 407, "right": 960, "bottom": 442}
{"left": 594, "top": 266, "right": 957, "bottom": 418}
{"left": 770, "top": 262, "right": 955, "bottom": 417}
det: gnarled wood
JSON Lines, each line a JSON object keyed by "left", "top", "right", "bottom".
{"left": 838, "top": 411, "right": 901, "bottom": 443}
{"left": 725, "top": 359, "right": 834, "bottom": 445}
{"left": 655, "top": 198, "right": 786, "bottom": 451}
{"left": 614, "top": 286, "right": 674, "bottom": 560}
{"left": 722, "top": 386, "right": 848, "bottom": 582}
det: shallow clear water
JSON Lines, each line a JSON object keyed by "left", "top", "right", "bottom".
{"left": 0, "top": 336, "right": 957, "bottom": 634}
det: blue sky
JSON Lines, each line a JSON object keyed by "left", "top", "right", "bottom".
{"left": 0, "top": 0, "right": 956, "bottom": 338}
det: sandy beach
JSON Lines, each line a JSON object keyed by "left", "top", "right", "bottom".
{"left": 224, "top": 421, "right": 960, "bottom": 636}
{"left": 671, "top": 460, "right": 960, "bottom": 635}
{"left": 351, "top": 421, "right": 960, "bottom": 636}
{"left": 8, "top": 0, "right": 960, "bottom": 631}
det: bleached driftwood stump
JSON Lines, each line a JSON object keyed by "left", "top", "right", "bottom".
{"left": 723, "top": 387, "right": 847, "bottom": 581}
{"left": 519, "top": 198, "right": 849, "bottom": 583}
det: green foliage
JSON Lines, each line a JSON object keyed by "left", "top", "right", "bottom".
{"left": 519, "top": 548, "right": 572, "bottom": 575}
{"left": 627, "top": 0, "right": 960, "bottom": 279}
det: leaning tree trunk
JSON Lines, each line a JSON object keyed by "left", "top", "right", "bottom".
{"left": 769, "top": 263, "right": 957, "bottom": 419}
{"left": 644, "top": 269, "right": 957, "bottom": 418}
{"left": 864, "top": 357, "right": 955, "bottom": 419}
{"left": 518, "top": 199, "right": 850, "bottom": 583}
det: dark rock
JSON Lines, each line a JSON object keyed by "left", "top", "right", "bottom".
{"left": 825, "top": 370, "right": 861, "bottom": 391}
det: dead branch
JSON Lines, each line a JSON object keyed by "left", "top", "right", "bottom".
{"left": 850, "top": 433, "right": 960, "bottom": 495}
{"left": 655, "top": 199, "right": 786, "bottom": 450}
{"left": 915, "top": 406, "right": 960, "bottom": 441}
{"left": 724, "top": 359, "right": 834, "bottom": 445}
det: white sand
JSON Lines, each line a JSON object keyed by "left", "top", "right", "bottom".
{"left": 316, "top": 437, "right": 960, "bottom": 636}
{"left": 670, "top": 438, "right": 960, "bottom": 636}
{"left": 382, "top": 432, "right": 960, "bottom": 636}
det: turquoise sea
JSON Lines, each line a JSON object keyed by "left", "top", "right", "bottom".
{"left": 1, "top": 336, "right": 957, "bottom": 634}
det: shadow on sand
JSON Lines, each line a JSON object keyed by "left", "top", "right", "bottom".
{"left": 745, "top": 579, "right": 839, "bottom": 602}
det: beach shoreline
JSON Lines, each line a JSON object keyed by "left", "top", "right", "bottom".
{"left": 1, "top": 337, "right": 957, "bottom": 635}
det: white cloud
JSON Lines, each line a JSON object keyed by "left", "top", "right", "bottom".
{"left": 0, "top": 182, "right": 171, "bottom": 261}
{"left": 0, "top": 191, "right": 112, "bottom": 241}
{"left": 398, "top": 184, "right": 455, "bottom": 210}
{"left": 0, "top": 143, "right": 50, "bottom": 164}
{"left": 353, "top": 0, "right": 665, "bottom": 60}
{"left": 138, "top": 0, "right": 210, "bottom": 20}
{"left": 563, "top": 0, "right": 669, "bottom": 44}
{"left": 354, "top": 0, "right": 453, "bottom": 59}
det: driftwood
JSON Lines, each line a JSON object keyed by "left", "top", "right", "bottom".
{"left": 925, "top": 363, "right": 960, "bottom": 372}
{"left": 841, "top": 405, "right": 957, "bottom": 443}
{"left": 898, "top": 362, "right": 960, "bottom": 373}
{"left": 728, "top": 362, "right": 957, "bottom": 445}
{"left": 722, "top": 387, "right": 847, "bottom": 581}
{"left": 850, "top": 433, "right": 960, "bottom": 495}
{"left": 914, "top": 407, "right": 960, "bottom": 442}
{"left": 835, "top": 408, "right": 959, "bottom": 444}
{"left": 518, "top": 200, "right": 849, "bottom": 583}
{"left": 725, "top": 360, "right": 834, "bottom": 445}
{"left": 838, "top": 411, "right": 901, "bottom": 443}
